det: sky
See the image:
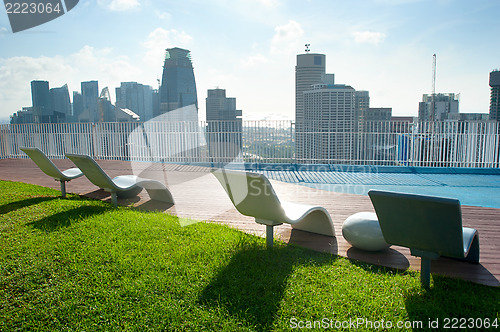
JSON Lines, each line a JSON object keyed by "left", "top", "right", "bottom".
{"left": 0, "top": 0, "right": 499, "bottom": 122}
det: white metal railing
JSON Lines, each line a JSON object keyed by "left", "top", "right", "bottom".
{"left": 0, "top": 120, "right": 499, "bottom": 168}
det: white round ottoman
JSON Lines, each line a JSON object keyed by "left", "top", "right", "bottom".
{"left": 342, "top": 212, "right": 390, "bottom": 251}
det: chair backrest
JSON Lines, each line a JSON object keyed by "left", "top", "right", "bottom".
{"left": 368, "top": 190, "right": 464, "bottom": 259}
{"left": 65, "top": 153, "right": 116, "bottom": 190}
{"left": 20, "top": 147, "right": 64, "bottom": 179}
{"left": 212, "top": 169, "right": 286, "bottom": 222}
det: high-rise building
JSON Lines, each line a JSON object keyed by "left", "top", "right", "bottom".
{"left": 72, "top": 91, "right": 84, "bottom": 121}
{"left": 31, "top": 80, "right": 53, "bottom": 123}
{"left": 50, "top": 84, "right": 71, "bottom": 118}
{"left": 206, "top": 88, "right": 242, "bottom": 121}
{"left": 357, "top": 107, "right": 393, "bottom": 163}
{"left": 302, "top": 83, "right": 356, "bottom": 163}
{"left": 80, "top": 81, "right": 99, "bottom": 122}
{"left": 30, "top": 80, "right": 66, "bottom": 123}
{"left": 159, "top": 47, "right": 198, "bottom": 119}
{"left": 295, "top": 53, "right": 326, "bottom": 124}
{"left": 489, "top": 70, "right": 500, "bottom": 121}
{"left": 295, "top": 52, "right": 326, "bottom": 160}
{"left": 116, "top": 82, "right": 154, "bottom": 121}
{"left": 355, "top": 91, "right": 370, "bottom": 118}
{"left": 205, "top": 88, "right": 243, "bottom": 162}
{"left": 418, "top": 93, "right": 459, "bottom": 121}
{"left": 361, "top": 107, "right": 392, "bottom": 121}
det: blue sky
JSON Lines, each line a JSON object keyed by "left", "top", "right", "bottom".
{"left": 0, "top": 0, "right": 499, "bottom": 121}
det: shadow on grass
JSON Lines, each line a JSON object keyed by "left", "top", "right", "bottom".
{"left": 27, "top": 205, "right": 109, "bottom": 232}
{"left": 403, "top": 276, "right": 500, "bottom": 327}
{"left": 198, "top": 243, "right": 336, "bottom": 331}
{"left": 0, "top": 196, "right": 58, "bottom": 215}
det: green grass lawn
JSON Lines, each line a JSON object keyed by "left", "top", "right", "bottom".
{"left": 0, "top": 180, "right": 499, "bottom": 331}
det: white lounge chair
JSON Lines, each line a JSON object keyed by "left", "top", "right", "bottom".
{"left": 212, "top": 169, "right": 335, "bottom": 247}
{"left": 65, "top": 153, "right": 174, "bottom": 207}
{"left": 20, "top": 147, "right": 83, "bottom": 197}
{"left": 368, "top": 190, "right": 480, "bottom": 288}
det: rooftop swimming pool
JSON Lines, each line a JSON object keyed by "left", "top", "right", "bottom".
{"left": 223, "top": 164, "right": 500, "bottom": 209}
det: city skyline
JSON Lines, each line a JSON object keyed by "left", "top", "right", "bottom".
{"left": 1, "top": 1, "right": 499, "bottom": 122}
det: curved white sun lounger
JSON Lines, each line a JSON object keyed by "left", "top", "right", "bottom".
{"left": 20, "top": 147, "right": 83, "bottom": 197}
{"left": 212, "top": 168, "right": 335, "bottom": 247}
{"left": 65, "top": 153, "right": 174, "bottom": 207}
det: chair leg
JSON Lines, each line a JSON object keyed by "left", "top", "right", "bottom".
{"left": 266, "top": 225, "right": 274, "bottom": 248}
{"left": 420, "top": 258, "right": 432, "bottom": 288}
{"left": 60, "top": 181, "right": 66, "bottom": 198}
{"left": 111, "top": 192, "right": 118, "bottom": 207}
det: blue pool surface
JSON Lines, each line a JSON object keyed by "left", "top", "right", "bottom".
{"left": 231, "top": 164, "right": 500, "bottom": 209}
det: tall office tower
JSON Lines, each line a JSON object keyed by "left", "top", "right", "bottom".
{"left": 116, "top": 82, "right": 154, "bottom": 121}
{"left": 97, "top": 87, "right": 116, "bottom": 123}
{"left": 302, "top": 83, "right": 356, "bottom": 163}
{"left": 295, "top": 52, "right": 326, "bottom": 160}
{"left": 357, "top": 108, "right": 393, "bottom": 163}
{"left": 489, "top": 70, "right": 500, "bottom": 121}
{"left": 159, "top": 47, "right": 198, "bottom": 120}
{"left": 206, "top": 88, "right": 242, "bottom": 121}
{"left": 355, "top": 91, "right": 370, "bottom": 120}
{"left": 205, "top": 88, "right": 243, "bottom": 162}
{"left": 418, "top": 93, "right": 459, "bottom": 121}
{"left": 353, "top": 90, "right": 370, "bottom": 156}
{"left": 80, "top": 81, "right": 99, "bottom": 122}
{"left": 31, "top": 80, "right": 53, "bottom": 123}
{"left": 50, "top": 84, "right": 71, "bottom": 120}
{"left": 152, "top": 89, "right": 160, "bottom": 118}
{"left": 72, "top": 91, "right": 84, "bottom": 122}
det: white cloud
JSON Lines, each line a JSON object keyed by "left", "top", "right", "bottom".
{"left": 98, "top": 0, "right": 140, "bottom": 11}
{"left": 240, "top": 54, "right": 268, "bottom": 67}
{"left": 352, "top": 31, "right": 386, "bottom": 45}
{"left": 142, "top": 28, "right": 193, "bottom": 66}
{"left": 270, "top": 20, "right": 304, "bottom": 55}
{"left": 0, "top": 27, "right": 8, "bottom": 37}
{"left": 155, "top": 10, "right": 172, "bottom": 20}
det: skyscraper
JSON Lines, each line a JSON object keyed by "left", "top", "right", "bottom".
{"left": 295, "top": 52, "right": 326, "bottom": 160}
{"left": 302, "top": 83, "right": 356, "bottom": 163}
{"left": 50, "top": 84, "right": 71, "bottom": 118}
{"left": 418, "top": 93, "right": 459, "bottom": 121}
{"left": 72, "top": 91, "right": 83, "bottom": 121}
{"left": 30, "top": 80, "right": 52, "bottom": 123}
{"left": 489, "top": 70, "right": 500, "bottom": 121}
{"left": 81, "top": 81, "right": 99, "bottom": 122}
{"left": 206, "top": 88, "right": 243, "bottom": 162}
{"left": 116, "top": 82, "right": 154, "bottom": 121}
{"left": 295, "top": 53, "right": 326, "bottom": 124}
{"left": 159, "top": 47, "right": 198, "bottom": 120}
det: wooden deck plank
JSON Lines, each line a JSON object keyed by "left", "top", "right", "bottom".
{"left": 1, "top": 158, "right": 499, "bottom": 287}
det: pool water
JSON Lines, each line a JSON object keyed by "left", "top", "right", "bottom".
{"left": 257, "top": 166, "right": 500, "bottom": 209}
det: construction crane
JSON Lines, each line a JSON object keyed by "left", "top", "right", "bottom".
{"left": 430, "top": 54, "right": 436, "bottom": 121}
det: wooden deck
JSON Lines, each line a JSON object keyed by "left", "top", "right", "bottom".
{"left": 1, "top": 158, "right": 499, "bottom": 287}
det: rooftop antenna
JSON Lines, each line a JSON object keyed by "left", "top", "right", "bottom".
{"left": 305, "top": 44, "right": 310, "bottom": 53}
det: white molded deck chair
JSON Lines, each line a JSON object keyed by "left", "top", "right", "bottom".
{"left": 368, "top": 190, "right": 480, "bottom": 288}
{"left": 20, "top": 147, "right": 83, "bottom": 197}
{"left": 65, "top": 153, "right": 174, "bottom": 207}
{"left": 212, "top": 169, "right": 335, "bottom": 247}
